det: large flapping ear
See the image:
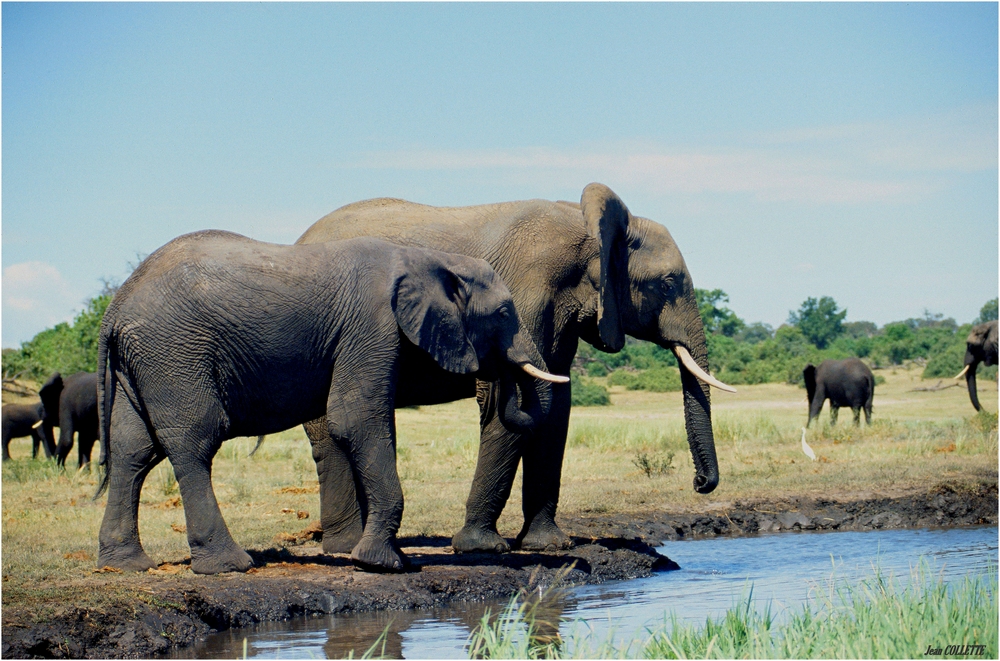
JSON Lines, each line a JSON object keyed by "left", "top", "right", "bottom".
{"left": 581, "top": 183, "right": 630, "bottom": 352}
{"left": 391, "top": 251, "right": 480, "bottom": 375}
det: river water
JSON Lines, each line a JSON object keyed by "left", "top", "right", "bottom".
{"left": 172, "top": 526, "right": 998, "bottom": 659}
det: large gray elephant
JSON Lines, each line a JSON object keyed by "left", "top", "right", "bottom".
{"left": 39, "top": 371, "right": 99, "bottom": 469}
{"left": 95, "top": 231, "right": 562, "bottom": 574}
{"left": 803, "top": 358, "right": 875, "bottom": 427}
{"left": 296, "top": 183, "right": 734, "bottom": 555}
{"left": 955, "top": 320, "right": 998, "bottom": 411}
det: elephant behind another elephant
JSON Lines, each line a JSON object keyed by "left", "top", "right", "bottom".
{"left": 1, "top": 401, "right": 55, "bottom": 461}
{"left": 38, "top": 371, "right": 99, "bottom": 469}
{"left": 803, "top": 358, "right": 875, "bottom": 427}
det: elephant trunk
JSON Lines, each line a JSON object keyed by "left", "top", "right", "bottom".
{"left": 660, "top": 305, "right": 719, "bottom": 494}
{"left": 964, "top": 350, "right": 982, "bottom": 412}
{"left": 497, "top": 331, "right": 557, "bottom": 433}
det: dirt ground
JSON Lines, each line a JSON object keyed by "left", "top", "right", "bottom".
{"left": 2, "top": 479, "right": 995, "bottom": 660}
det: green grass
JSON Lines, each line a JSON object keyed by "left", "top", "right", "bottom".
{"left": 466, "top": 567, "right": 999, "bottom": 659}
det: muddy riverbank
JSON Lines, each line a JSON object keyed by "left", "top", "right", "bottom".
{"left": 2, "top": 480, "right": 996, "bottom": 660}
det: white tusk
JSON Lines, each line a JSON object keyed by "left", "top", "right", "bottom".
{"left": 954, "top": 365, "right": 970, "bottom": 380}
{"left": 31, "top": 420, "right": 44, "bottom": 429}
{"left": 673, "top": 345, "right": 737, "bottom": 393}
{"left": 521, "top": 363, "right": 570, "bottom": 384}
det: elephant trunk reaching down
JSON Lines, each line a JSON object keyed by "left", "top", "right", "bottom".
{"left": 659, "top": 305, "right": 721, "bottom": 495}
{"left": 497, "top": 331, "right": 565, "bottom": 433}
{"left": 963, "top": 349, "right": 984, "bottom": 412}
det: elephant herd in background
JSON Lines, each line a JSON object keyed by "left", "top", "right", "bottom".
{"left": 1, "top": 183, "right": 996, "bottom": 574}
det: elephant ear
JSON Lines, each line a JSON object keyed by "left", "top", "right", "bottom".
{"left": 38, "top": 372, "right": 63, "bottom": 408}
{"left": 390, "top": 251, "right": 480, "bottom": 375}
{"left": 581, "top": 183, "right": 630, "bottom": 352}
{"left": 803, "top": 364, "right": 817, "bottom": 404}
{"left": 985, "top": 322, "right": 999, "bottom": 366}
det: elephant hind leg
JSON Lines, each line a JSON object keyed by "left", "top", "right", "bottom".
{"left": 830, "top": 406, "right": 839, "bottom": 426}
{"left": 97, "top": 388, "right": 164, "bottom": 571}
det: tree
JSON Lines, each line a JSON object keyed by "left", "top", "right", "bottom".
{"left": 788, "top": 296, "right": 846, "bottom": 349}
{"left": 977, "top": 298, "right": 998, "bottom": 324}
{"left": 695, "top": 289, "right": 745, "bottom": 337}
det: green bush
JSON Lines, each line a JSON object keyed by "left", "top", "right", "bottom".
{"left": 570, "top": 373, "right": 610, "bottom": 407}
{"left": 2, "top": 295, "right": 112, "bottom": 381}
{"left": 609, "top": 366, "right": 682, "bottom": 392}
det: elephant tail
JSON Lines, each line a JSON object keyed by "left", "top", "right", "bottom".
{"left": 94, "top": 327, "right": 114, "bottom": 499}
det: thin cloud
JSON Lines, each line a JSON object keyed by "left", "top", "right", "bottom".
{"left": 348, "top": 105, "right": 995, "bottom": 206}
{"left": 2, "top": 261, "right": 84, "bottom": 345}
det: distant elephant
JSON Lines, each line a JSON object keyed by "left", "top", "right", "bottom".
{"left": 955, "top": 320, "right": 998, "bottom": 411}
{"left": 803, "top": 358, "right": 875, "bottom": 427}
{"left": 95, "top": 231, "right": 562, "bottom": 575}
{"left": 38, "top": 371, "right": 99, "bottom": 469}
{"left": 1, "top": 401, "right": 55, "bottom": 461}
{"left": 296, "top": 183, "right": 734, "bottom": 555}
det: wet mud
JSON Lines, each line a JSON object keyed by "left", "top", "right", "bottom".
{"left": 2, "top": 480, "right": 996, "bottom": 659}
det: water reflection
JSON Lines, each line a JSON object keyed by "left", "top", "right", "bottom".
{"left": 171, "top": 526, "right": 998, "bottom": 659}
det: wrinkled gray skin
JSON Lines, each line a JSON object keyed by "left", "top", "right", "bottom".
{"left": 297, "top": 183, "right": 719, "bottom": 554}
{"left": 39, "top": 372, "right": 99, "bottom": 469}
{"left": 804, "top": 358, "right": 875, "bottom": 427}
{"left": 1, "top": 401, "right": 54, "bottom": 461}
{"left": 962, "top": 320, "right": 998, "bottom": 411}
{"left": 95, "top": 231, "right": 553, "bottom": 574}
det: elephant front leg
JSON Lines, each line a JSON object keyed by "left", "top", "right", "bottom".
{"left": 452, "top": 381, "right": 521, "bottom": 553}
{"left": 516, "top": 382, "right": 573, "bottom": 551}
{"left": 305, "top": 417, "right": 364, "bottom": 554}
{"left": 160, "top": 430, "right": 253, "bottom": 575}
{"left": 98, "top": 392, "right": 164, "bottom": 571}
{"left": 830, "top": 406, "right": 840, "bottom": 426}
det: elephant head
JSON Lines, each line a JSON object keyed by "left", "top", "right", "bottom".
{"left": 37, "top": 372, "right": 62, "bottom": 451}
{"left": 955, "top": 320, "right": 998, "bottom": 411}
{"left": 391, "top": 251, "right": 564, "bottom": 432}
{"left": 577, "top": 183, "right": 734, "bottom": 494}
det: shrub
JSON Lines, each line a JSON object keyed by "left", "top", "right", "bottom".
{"left": 609, "top": 366, "right": 682, "bottom": 393}
{"left": 570, "top": 373, "right": 610, "bottom": 407}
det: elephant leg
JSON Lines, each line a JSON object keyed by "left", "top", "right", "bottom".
{"left": 830, "top": 406, "right": 839, "bottom": 426}
{"left": 452, "top": 381, "right": 521, "bottom": 553}
{"left": 2, "top": 429, "right": 11, "bottom": 461}
{"left": 807, "top": 388, "right": 825, "bottom": 428}
{"left": 79, "top": 429, "right": 98, "bottom": 468}
{"left": 323, "top": 351, "right": 406, "bottom": 572}
{"left": 305, "top": 417, "right": 364, "bottom": 554}
{"left": 516, "top": 382, "right": 572, "bottom": 551}
{"left": 97, "top": 389, "right": 164, "bottom": 571}
{"left": 852, "top": 407, "right": 861, "bottom": 426}
{"left": 164, "top": 432, "right": 252, "bottom": 574}
{"left": 55, "top": 420, "right": 75, "bottom": 467}
{"left": 864, "top": 402, "right": 873, "bottom": 425}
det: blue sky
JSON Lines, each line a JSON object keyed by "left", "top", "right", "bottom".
{"left": 3, "top": 2, "right": 997, "bottom": 347}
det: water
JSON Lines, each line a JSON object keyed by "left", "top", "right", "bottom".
{"left": 172, "top": 526, "right": 998, "bottom": 659}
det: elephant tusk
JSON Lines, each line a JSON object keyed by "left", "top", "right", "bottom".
{"left": 673, "top": 345, "right": 737, "bottom": 393}
{"left": 954, "top": 365, "right": 971, "bottom": 380}
{"left": 31, "top": 420, "right": 44, "bottom": 429}
{"left": 521, "top": 363, "right": 570, "bottom": 384}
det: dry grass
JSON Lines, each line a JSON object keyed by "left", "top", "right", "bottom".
{"left": 1, "top": 364, "right": 996, "bottom": 596}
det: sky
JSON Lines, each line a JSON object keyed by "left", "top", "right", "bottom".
{"left": 3, "top": 2, "right": 998, "bottom": 347}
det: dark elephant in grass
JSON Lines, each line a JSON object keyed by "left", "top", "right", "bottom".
{"left": 296, "top": 183, "right": 735, "bottom": 555}
{"left": 804, "top": 358, "right": 875, "bottom": 427}
{"left": 38, "top": 371, "right": 99, "bottom": 468}
{"left": 1, "top": 401, "right": 55, "bottom": 461}
{"left": 954, "top": 320, "right": 998, "bottom": 411}
{"left": 96, "top": 231, "right": 562, "bottom": 574}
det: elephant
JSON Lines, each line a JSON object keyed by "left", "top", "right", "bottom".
{"left": 38, "top": 371, "right": 99, "bottom": 469}
{"left": 1, "top": 401, "right": 55, "bottom": 461}
{"left": 95, "top": 230, "right": 563, "bottom": 574}
{"left": 803, "top": 358, "right": 875, "bottom": 427}
{"left": 954, "top": 321, "right": 998, "bottom": 411}
{"left": 295, "top": 182, "right": 734, "bottom": 555}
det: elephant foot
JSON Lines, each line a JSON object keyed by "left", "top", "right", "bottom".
{"left": 321, "top": 521, "right": 364, "bottom": 555}
{"left": 190, "top": 546, "right": 254, "bottom": 575}
{"left": 451, "top": 525, "right": 510, "bottom": 554}
{"left": 515, "top": 521, "right": 574, "bottom": 552}
{"left": 350, "top": 535, "right": 408, "bottom": 573}
{"left": 97, "top": 546, "right": 157, "bottom": 572}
